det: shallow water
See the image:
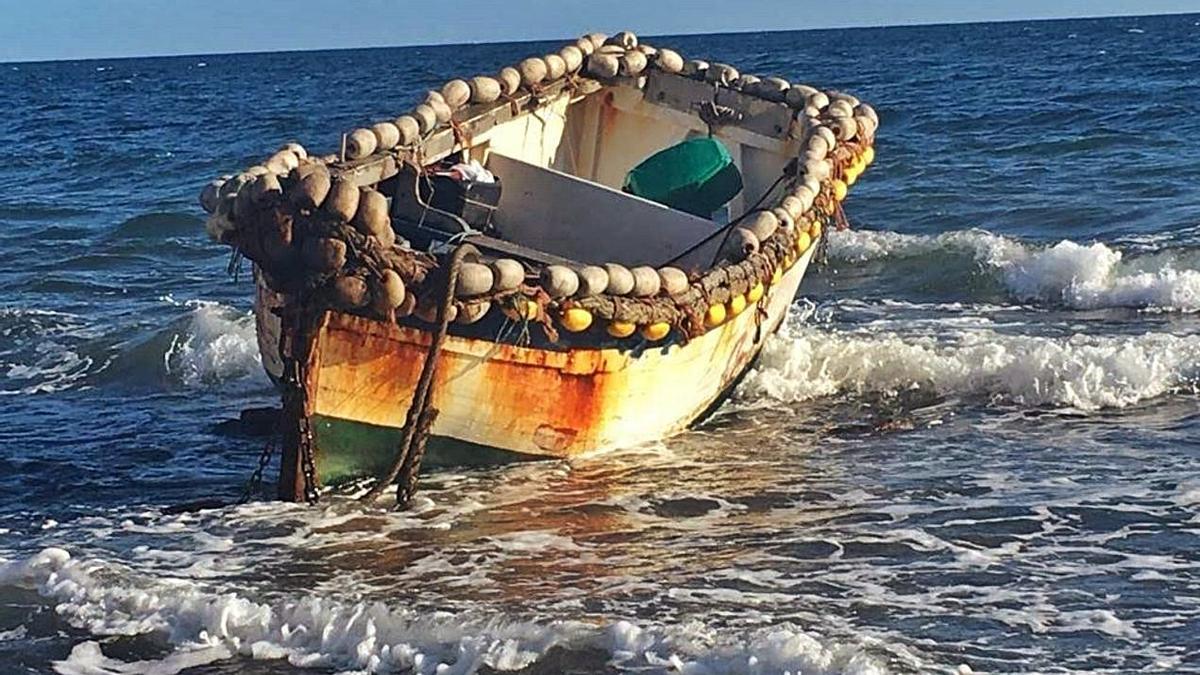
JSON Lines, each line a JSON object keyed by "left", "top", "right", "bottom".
{"left": 2, "top": 14, "right": 1200, "bottom": 674}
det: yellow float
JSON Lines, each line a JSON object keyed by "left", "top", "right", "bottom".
{"left": 607, "top": 320, "right": 636, "bottom": 338}
{"left": 505, "top": 298, "right": 541, "bottom": 321}
{"left": 704, "top": 303, "right": 727, "bottom": 328}
{"left": 795, "top": 231, "right": 812, "bottom": 255}
{"left": 560, "top": 307, "right": 594, "bottom": 332}
{"left": 728, "top": 293, "right": 747, "bottom": 316}
{"left": 747, "top": 282, "right": 765, "bottom": 304}
{"left": 833, "top": 179, "right": 848, "bottom": 202}
{"left": 846, "top": 160, "right": 864, "bottom": 185}
{"left": 640, "top": 322, "right": 671, "bottom": 341}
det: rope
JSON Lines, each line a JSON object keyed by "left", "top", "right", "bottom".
{"left": 360, "top": 243, "right": 472, "bottom": 506}
{"left": 659, "top": 171, "right": 790, "bottom": 269}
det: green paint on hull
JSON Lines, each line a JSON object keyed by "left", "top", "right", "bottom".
{"left": 311, "top": 414, "right": 535, "bottom": 486}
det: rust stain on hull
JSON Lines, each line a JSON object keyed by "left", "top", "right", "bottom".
{"left": 306, "top": 249, "right": 813, "bottom": 459}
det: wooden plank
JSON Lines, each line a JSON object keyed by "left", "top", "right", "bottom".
{"left": 338, "top": 154, "right": 398, "bottom": 188}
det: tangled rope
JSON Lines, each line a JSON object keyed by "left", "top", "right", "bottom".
{"left": 360, "top": 243, "right": 474, "bottom": 506}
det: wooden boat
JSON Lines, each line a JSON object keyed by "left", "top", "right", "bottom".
{"left": 201, "top": 31, "right": 878, "bottom": 503}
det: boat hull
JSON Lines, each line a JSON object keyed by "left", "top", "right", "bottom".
{"left": 272, "top": 249, "right": 813, "bottom": 486}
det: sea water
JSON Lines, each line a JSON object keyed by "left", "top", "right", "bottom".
{"left": 1, "top": 15, "right": 1199, "bottom": 674}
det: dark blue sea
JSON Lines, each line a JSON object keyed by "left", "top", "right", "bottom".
{"left": 2, "top": 14, "right": 1200, "bottom": 674}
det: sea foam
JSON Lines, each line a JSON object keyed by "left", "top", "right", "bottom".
{"left": 742, "top": 316, "right": 1200, "bottom": 410}
{"left": 0, "top": 548, "right": 894, "bottom": 675}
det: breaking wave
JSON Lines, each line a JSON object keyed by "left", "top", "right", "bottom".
{"left": 1, "top": 548, "right": 890, "bottom": 675}
{"left": 743, "top": 314, "right": 1200, "bottom": 411}
{"left": 828, "top": 229, "right": 1200, "bottom": 312}
{"left": 160, "top": 299, "right": 263, "bottom": 388}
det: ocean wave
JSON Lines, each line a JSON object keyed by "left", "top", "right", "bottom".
{"left": 161, "top": 299, "right": 264, "bottom": 388}
{"left": 1, "top": 548, "right": 894, "bottom": 675}
{"left": 827, "top": 229, "right": 1200, "bottom": 312}
{"left": 742, "top": 316, "right": 1200, "bottom": 411}
{"left": 0, "top": 300, "right": 263, "bottom": 395}
{"left": 0, "top": 307, "right": 102, "bottom": 395}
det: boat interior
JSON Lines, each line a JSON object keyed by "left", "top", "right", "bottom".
{"left": 381, "top": 71, "right": 801, "bottom": 274}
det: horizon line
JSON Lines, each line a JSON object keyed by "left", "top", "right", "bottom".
{"left": 2, "top": 9, "right": 1195, "bottom": 66}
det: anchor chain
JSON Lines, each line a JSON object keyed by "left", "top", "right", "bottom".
{"left": 237, "top": 435, "right": 276, "bottom": 504}
{"left": 276, "top": 306, "right": 321, "bottom": 505}
{"left": 298, "top": 410, "right": 320, "bottom": 505}
{"left": 281, "top": 350, "right": 321, "bottom": 505}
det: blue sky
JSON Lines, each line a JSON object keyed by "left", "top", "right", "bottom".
{"left": 1, "top": 0, "right": 1197, "bottom": 62}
